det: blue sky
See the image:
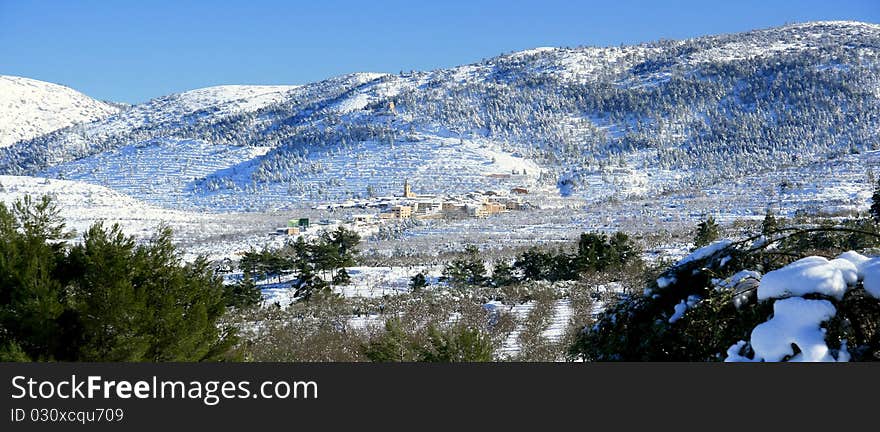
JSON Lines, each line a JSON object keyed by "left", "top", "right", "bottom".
{"left": 1, "top": 0, "right": 877, "bottom": 103}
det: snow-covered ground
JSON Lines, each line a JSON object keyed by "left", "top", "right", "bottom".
{"left": 1, "top": 21, "right": 878, "bottom": 363}
{"left": 38, "top": 132, "right": 541, "bottom": 212}
{"left": 0, "top": 21, "right": 873, "bottom": 220}
{"left": 541, "top": 299, "right": 573, "bottom": 343}
{"left": 197, "top": 133, "right": 541, "bottom": 211}
{"left": 689, "top": 21, "right": 880, "bottom": 66}
{"left": 0, "top": 175, "right": 193, "bottom": 236}
{"left": 258, "top": 265, "right": 441, "bottom": 306}
{"left": 336, "top": 266, "right": 441, "bottom": 298}
{"left": 0, "top": 175, "right": 294, "bottom": 261}
{"left": 0, "top": 75, "right": 119, "bottom": 147}
{"left": 40, "top": 138, "right": 274, "bottom": 211}
{"left": 497, "top": 301, "right": 536, "bottom": 359}
{"left": 77, "top": 83, "right": 300, "bottom": 137}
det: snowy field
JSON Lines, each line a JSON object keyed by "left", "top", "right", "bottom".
{"left": 0, "top": 175, "right": 290, "bottom": 261}
{"left": 259, "top": 265, "right": 443, "bottom": 307}
{"left": 8, "top": 140, "right": 880, "bottom": 264}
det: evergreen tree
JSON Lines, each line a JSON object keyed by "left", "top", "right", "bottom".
{"left": 66, "top": 225, "right": 235, "bottom": 361}
{"left": 491, "top": 260, "right": 517, "bottom": 287}
{"left": 363, "top": 318, "right": 419, "bottom": 362}
{"left": 323, "top": 226, "right": 360, "bottom": 268}
{"left": 332, "top": 268, "right": 351, "bottom": 285}
{"left": 694, "top": 216, "right": 720, "bottom": 248}
{"left": 514, "top": 248, "right": 553, "bottom": 281}
{"left": 0, "top": 196, "right": 237, "bottom": 362}
{"left": 548, "top": 252, "right": 578, "bottom": 282}
{"left": 576, "top": 232, "right": 608, "bottom": 271}
{"left": 225, "top": 271, "right": 262, "bottom": 308}
{"left": 65, "top": 223, "right": 150, "bottom": 361}
{"left": 238, "top": 248, "right": 261, "bottom": 276}
{"left": 409, "top": 272, "right": 428, "bottom": 292}
{"left": 442, "top": 245, "right": 487, "bottom": 288}
{"left": 761, "top": 208, "right": 780, "bottom": 236}
{"left": 260, "top": 248, "right": 287, "bottom": 283}
{"left": 0, "top": 196, "right": 68, "bottom": 360}
{"left": 290, "top": 237, "right": 328, "bottom": 301}
{"left": 418, "top": 325, "right": 494, "bottom": 362}
{"left": 871, "top": 180, "right": 880, "bottom": 224}
{"left": 607, "top": 231, "right": 636, "bottom": 269}
{"left": 310, "top": 240, "right": 341, "bottom": 282}
{"left": 246, "top": 229, "right": 362, "bottom": 302}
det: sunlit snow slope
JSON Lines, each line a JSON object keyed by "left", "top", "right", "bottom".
{"left": 1, "top": 21, "right": 878, "bottom": 214}
{"left": 0, "top": 76, "right": 120, "bottom": 148}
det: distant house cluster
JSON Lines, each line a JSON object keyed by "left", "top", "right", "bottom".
{"left": 273, "top": 180, "right": 532, "bottom": 237}
{"left": 306, "top": 179, "right": 532, "bottom": 224}
{"left": 274, "top": 216, "right": 348, "bottom": 237}
{"left": 371, "top": 179, "right": 530, "bottom": 220}
{"left": 279, "top": 217, "right": 311, "bottom": 235}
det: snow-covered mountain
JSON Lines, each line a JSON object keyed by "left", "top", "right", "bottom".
{"left": 0, "top": 76, "right": 120, "bottom": 148}
{"left": 1, "top": 21, "right": 879, "bottom": 213}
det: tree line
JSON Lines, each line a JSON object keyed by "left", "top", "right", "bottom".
{"left": 434, "top": 232, "right": 639, "bottom": 289}
{"left": 0, "top": 196, "right": 236, "bottom": 361}
{"left": 236, "top": 226, "right": 361, "bottom": 302}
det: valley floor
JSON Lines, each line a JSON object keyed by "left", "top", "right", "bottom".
{"left": 2, "top": 146, "right": 876, "bottom": 360}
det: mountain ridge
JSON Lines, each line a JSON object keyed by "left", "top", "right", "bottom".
{"left": 1, "top": 20, "right": 878, "bottom": 213}
{"left": 0, "top": 75, "right": 120, "bottom": 148}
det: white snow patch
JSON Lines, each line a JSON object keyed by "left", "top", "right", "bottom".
{"left": 0, "top": 175, "right": 196, "bottom": 238}
{"left": 750, "top": 235, "right": 768, "bottom": 249}
{"left": 0, "top": 75, "right": 119, "bottom": 147}
{"left": 724, "top": 340, "right": 756, "bottom": 362}
{"left": 668, "top": 301, "right": 688, "bottom": 324}
{"left": 714, "top": 270, "right": 761, "bottom": 308}
{"left": 656, "top": 276, "right": 676, "bottom": 289}
{"left": 668, "top": 295, "right": 700, "bottom": 323}
{"left": 749, "top": 297, "right": 841, "bottom": 362}
{"left": 857, "top": 258, "right": 880, "bottom": 299}
{"left": 348, "top": 314, "right": 384, "bottom": 331}
{"left": 676, "top": 240, "right": 733, "bottom": 266}
{"left": 758, "top": 256, "right": 858, "bottom": 301}
{"left": 541, "top": 299, "right": 573, "bottom": 342}
{"left": 498, "top": 301, "right": 536, "bottom": 359}
{"left": 837, "top": 250, "right": 869, "bottom": 270}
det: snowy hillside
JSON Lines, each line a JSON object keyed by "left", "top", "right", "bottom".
{"left": 76, "top": 83, "right": 302, "bottom": 136}
{"left": 0, "top": 175, "right": 192, "bottom": 236}
{"left": 0, "top": 175, "right": 288, "bottom": 261}
{"left": 0, "top": 76, "right": 120, "bottom": 148}
{"left": 1, "top": 21, "right": 878, "bottom": 214}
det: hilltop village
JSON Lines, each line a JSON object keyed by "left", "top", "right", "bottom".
{"left": 378, "top": 179, "right": 530, "bottom": 219}
{"left": 274, "top": 180, "right": 532, "bottom": 237}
